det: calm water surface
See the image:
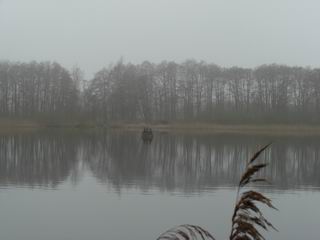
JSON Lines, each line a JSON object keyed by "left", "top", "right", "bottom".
{"left": 0, "top": 131, "right": 320, "bottom": 240}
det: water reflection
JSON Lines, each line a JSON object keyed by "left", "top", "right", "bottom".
{"left": 0, "top": 133, "right": 80, "bottom": 188}
{"left": 0, "top": 131, "right": 320, "bottom": 192}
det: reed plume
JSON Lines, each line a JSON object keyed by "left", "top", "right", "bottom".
{"left": 157, "top": 143, "right": 277, "bottom": 240}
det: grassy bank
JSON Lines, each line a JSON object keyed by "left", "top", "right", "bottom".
{"left": 110, "top": 122, "right": 320, "bottom": 135}
{"left": 0, "top": 119, "right": 96, "bottom": 132}
{"left": 2, "top": 119, "right": 320, "bottom": 135}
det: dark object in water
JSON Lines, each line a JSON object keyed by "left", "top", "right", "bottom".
{"left": 141, "top": 127, "right": 153, "bottom": 143}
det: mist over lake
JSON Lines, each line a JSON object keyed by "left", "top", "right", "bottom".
{"left": 1, "top": 0, "right": 320, "bottom": 239}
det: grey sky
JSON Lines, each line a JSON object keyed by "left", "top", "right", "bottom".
{"left": 0, "top": 0, "right": 319, "bottom": 78}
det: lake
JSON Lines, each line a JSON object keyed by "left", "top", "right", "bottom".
{"left": 0, "top": 130, "right": 319, "bottom": 240}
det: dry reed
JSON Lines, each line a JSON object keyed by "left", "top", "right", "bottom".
{"left": 157, "top": 143, "right": 277, "bottom": 240}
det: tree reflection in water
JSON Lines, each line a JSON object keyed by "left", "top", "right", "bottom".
{"left": 0, "top": 132, "right": 80, "bottom": 188}
{"left": 0, "top": 131, "right": 320, "bottom": 192}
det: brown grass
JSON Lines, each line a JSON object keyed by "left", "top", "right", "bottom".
{"left": 230, "top": 143, "right": 277, "bottom": 240}
{"left": 1, "top": 118, "right": 320, "bottom": 136}
{"left": 110, "top": 122, "right": 320, "bottom": 136}
{"left": 0, "top": 119, "right": 98, "bottom": 132}
{"left": 157, "top": 225, "right": 215, "bottom": 240}
{"left": 157, "top": 144, "right": 277, "bottom": 240}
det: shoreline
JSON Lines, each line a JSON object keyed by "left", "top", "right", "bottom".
{"left": 1, "top": 120, "right": 320, "bottom": 135}
{"left": 110, "top": 122, "right": 320, "bottom": 136}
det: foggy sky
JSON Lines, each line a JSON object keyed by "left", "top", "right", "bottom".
{"left": 0, "top": 0, "right": 319, "bottom": 78}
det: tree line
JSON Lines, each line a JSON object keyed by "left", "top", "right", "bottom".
{"left": 0, "top": 61, "right": 79, "bottom": 119}
{"left": 1, "top": 60, "right": 320, "bottom": 123}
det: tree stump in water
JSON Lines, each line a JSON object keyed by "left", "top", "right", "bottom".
{"left": 141, "top": 127, "right": 153, "bottom": 143}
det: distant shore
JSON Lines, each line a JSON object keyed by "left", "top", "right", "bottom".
{"left": 110, "top": 122, "right": 320, "bottom": 136}
{"left": 1, "top": 119, "right": 320, "bottom": 136}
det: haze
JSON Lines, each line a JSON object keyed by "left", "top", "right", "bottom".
{"left": 0, "top": 0, "right": 319, "bottom": 77}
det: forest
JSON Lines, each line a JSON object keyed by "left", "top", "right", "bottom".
{"left": 1, "top": 59, "right": 320, "bottom": 124}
